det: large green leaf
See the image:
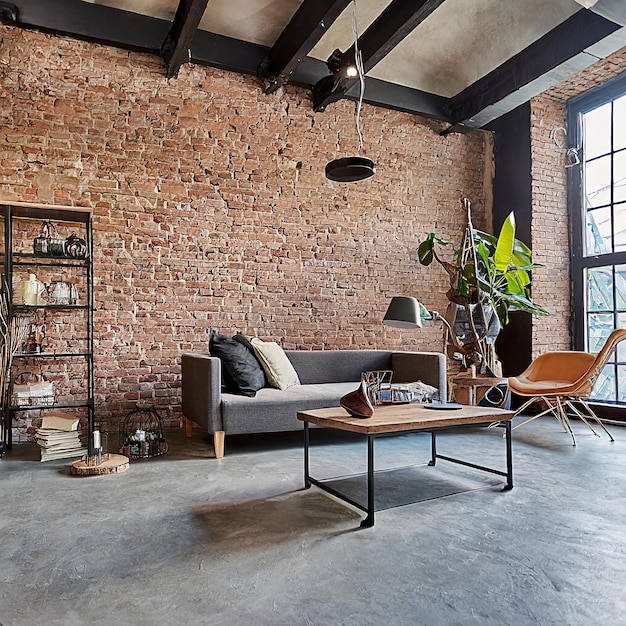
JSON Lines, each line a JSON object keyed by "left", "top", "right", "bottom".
{"left": 416, "top": 209, "right": 549, "bottom": 333}
{"left": 513, "top": 268, "right": 531, "bottom": 289}
{"left": 494, "top": 212, "right": 516, "bottom": 271}
{"left": 511, "top": 239, "right": 534, "bottom": 269}
{"left": 417, "top": 236, "right": 435, "bottom": 266}
{"left": 505, "top": 272, "right": 526, "bottom": 295}
{"left": 417, "top": 234, "right": 454, "bottom": 266}
{"left": 500, "top": 292, "right": 550, "bottom": 317}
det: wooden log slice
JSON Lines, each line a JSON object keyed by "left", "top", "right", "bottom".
{"left": 70, "top": 453, "right": 130, "bottom": 476}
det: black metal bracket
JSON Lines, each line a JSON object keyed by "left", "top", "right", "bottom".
{"left": 0, "top": 2, "right": 18, "bottom": 23}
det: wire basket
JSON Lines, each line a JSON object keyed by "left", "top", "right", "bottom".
{"left": 119, "top": 406, "right": 168, "bottom": 459}
{"left": 12, "top": 394, "right": 56, "bottom": 407}
{"left": 361, "top": 370, "right": 393, "bottom": 405}
{"left": 11, "top": 373, "right": 56, "bottom": 407}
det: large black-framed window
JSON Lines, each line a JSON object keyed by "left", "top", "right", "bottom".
{"left": 568, "top": 71, "right": 626, "bottom": 405}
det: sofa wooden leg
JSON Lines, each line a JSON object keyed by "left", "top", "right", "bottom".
{"left": 214, "top": 431, "right": 225, "bottom": 459}
{"left": 185, "top": 417, "right": 194, "bottom": 438}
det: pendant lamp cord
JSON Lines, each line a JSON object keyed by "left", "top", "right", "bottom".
{"left": 352, "top": 0, "right": 365, "bottom": 154}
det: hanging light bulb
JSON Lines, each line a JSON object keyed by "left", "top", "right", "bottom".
{"left": 325, "top": 0, "right": 375, "bottom": 183}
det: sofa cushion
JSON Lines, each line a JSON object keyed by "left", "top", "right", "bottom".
{"left": 251, "top": 338, "right": 300, "bottom": 390}
{"left": 209, "top": 331, "right": 266, "bottom": 397}
{"left": 233, "top": 332, "right": 267, "bottom": 388}
{"left": 221, "top": 382, "right": 359, "bottom": 434}
{"left": 286, "top": 350, "right": 394, "bottom": 384}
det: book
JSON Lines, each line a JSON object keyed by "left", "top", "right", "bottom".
{"left": 40, "top": 447, "right": 87, "bottom": 462}
{"left": 40, "top": 411, "right": 80, "bottom": 432}
{"left": 36, "top": 429, "right": 80, "bottom": 438}
{"left": 36, "top": 436, "right": 83, "bottom": 449}
{"left": 36, "top": 428, "right": 81, "bottom": 437}
{"left": 35, "top": 421, "right": 86, "bottom": 461}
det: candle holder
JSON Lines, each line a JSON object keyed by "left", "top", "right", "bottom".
{"left": 86, "top": 430, "right": 109, "bottom": 466}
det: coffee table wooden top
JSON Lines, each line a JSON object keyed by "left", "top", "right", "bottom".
{"left": 297, "top": 403, "right": 514, "bottom": 435}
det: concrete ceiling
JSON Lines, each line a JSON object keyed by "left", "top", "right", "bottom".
{"left": 4, "top": 0, "right": 626, "bottom": 129}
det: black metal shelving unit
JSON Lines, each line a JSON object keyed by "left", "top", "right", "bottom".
{"left": 1, "top": 202, "right": 93, "bottom": 456}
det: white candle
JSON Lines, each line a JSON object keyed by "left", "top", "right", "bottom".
{"left": 93, "top": 430, "right": 101, "bottom": 449}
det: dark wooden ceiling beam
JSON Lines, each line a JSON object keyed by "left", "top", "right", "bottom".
{"left": 4, "top": 0, "right": 451, "bottom": 121}
{"left": 4, "top": 0, "right": 168, "bottom": 52}
{"left": 160, "top": 0, "right": 209, "bottom": 79}
{"left": 446, "top": 9, "right": 621, "bottom": 125}
{"left": 258, "top": 0, "right": 352, "bottom": 94}
{"left": 313, "top": 0, "right": 445, "bottom": 112}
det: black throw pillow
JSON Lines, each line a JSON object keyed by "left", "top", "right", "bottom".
{"left": 233, "top": 333, "right": 267, "bottom": 388}
{"left": 209, "top": 330, "right": 266, "bottom": 397}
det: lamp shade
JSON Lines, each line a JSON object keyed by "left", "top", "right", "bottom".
{"left": 382, "top": 296, "right": 422, "bottom": 329}
{"left": 325, "top": 156, "right": 375, "bottom": 182}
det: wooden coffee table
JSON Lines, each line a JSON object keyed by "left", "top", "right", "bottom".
{"left": 297, "top": 403, "right": 514, "bottom": 528}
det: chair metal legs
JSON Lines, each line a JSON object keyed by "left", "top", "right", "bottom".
{"left": 512, "top": 397, "right": 562, "bottom": 431}
{"left": 566, "top": 398, "right": 614, "bottom": 442}
{"left": 512, "top": 395, "right": 614, "bottom": 446}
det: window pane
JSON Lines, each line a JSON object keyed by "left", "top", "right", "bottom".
{"left": 619, "top": 366, "right": 626, "bottom": 402}
{"left": 585, "top": 156, "right": 611, "bottom": 209}
{"left": 615, "top": 94, "right": 626, "bottom": 151}
{"left": 587, "top": 312, "right": 614, "bottom": 353}
{"left": 618, "top": 313, "right": 626, "bottom": 361}
{"left": 585, "top": 155, "right": 611, "bottom": 208}
{"left": 591, "top": 364, "right": 616, "bottom": 402}
{"left": 615, "top": 266, "right": 626, "bottom": 309}
{"left": 587, "top": 267, "right": 613, "bottom": 311}
{"left": 614, "top": 150, "right": 626, "bottom": 203}
{"left": 584, "top": 102, "right": 612, "bottom": 159}
{"left": 586, "top": 207, "right": 612, "bottom": 255}
{"left": 614, "top": 203, "right": 626, "bottom": 252}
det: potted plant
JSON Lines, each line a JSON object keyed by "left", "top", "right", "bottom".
{"left": 417, "top": 199, "right": 549, "bottom": 375}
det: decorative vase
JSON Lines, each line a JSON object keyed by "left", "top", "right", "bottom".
{"left": 22, "top": 274, "right": 46, "bottom": 306}
{"left": 340, "top": 381, "right": 374, "bottom": 419}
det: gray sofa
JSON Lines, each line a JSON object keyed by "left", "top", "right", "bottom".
{"left": 182, "top": 349, "right": 447, "bottom": 458}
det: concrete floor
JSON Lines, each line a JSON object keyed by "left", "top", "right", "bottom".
{"left": 1, "top": 415, "right": 625, "bottom": 626}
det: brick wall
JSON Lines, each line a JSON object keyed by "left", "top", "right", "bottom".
{"left": 529, "top": 46, "right": 626, "bottom": 357}
{"left": 0, "top": 27, "right": 490, "bottom": 439}
{"left": 529, "top": 97, "right": 571, "bottom": 355}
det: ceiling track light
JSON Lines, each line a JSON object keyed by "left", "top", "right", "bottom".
{"left": 325, "top": 0, "right": 375, "bottom": 183}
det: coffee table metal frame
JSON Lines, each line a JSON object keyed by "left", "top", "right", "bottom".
{"left": 298, "top": 404, "right": 513, "bottom": 528}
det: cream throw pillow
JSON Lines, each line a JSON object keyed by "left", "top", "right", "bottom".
{"left": 250, "top": 338, "right": 300, "bottom": 390}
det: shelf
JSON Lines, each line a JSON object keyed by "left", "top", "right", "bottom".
{"left": 2, "top": 202, "right": 92, "bottom": 223}
{"left": 14, "top": 352, "right": 90, "bottom": 359}
{"left": 2, "top": 202, "right": 94, "bottom": 452}
{"left": 8, "top": 402, "right": 91, "bottom": 412}
{"left": 13, "top": 304, "right": 88, "bottom": 311}
{"left": 12, "top": 254, "right": 89, "bottom": 267}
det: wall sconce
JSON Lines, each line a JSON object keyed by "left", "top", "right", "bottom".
{"left": 550, "top": 126, "right": 580, "bottom": 169}
{"left": 565, "top": 147, "right": 581, "bottom": 168}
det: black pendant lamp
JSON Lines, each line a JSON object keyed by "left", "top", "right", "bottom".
{"left": 325, "top": 0, "right": 375, "bottom": 183}
{"left": 325, "top": 156, "right": 375, "bottom": 182}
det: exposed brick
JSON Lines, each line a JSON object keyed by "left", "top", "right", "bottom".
{"left": 0, "top": 24, "right": 551, "bottom": 440}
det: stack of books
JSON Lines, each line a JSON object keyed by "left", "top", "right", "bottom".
{"left": 36, "top": 412, "right": 87, "bottom": 462}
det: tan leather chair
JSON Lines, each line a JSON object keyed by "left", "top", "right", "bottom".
{"left": 508, "top": 328, "right": 626, "bottom": 445}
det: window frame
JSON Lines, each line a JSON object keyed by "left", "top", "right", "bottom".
{"left": 567, "top": 72, "right": 626, "bottom": 405}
